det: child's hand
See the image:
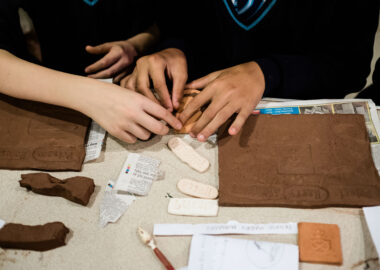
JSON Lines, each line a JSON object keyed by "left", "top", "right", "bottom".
{"left": 85, "top": 41, "right": 137, "bottom": 82}
{"left": 84, "top": 82, "right": 182, "bottom": 143}
{"left": 178, "top": 62, "right": 265, "bottom": 141}
{"left": 120, "top": 48, "right": 188, "bottom": 112}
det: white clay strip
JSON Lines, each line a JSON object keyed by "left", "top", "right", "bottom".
{"left": 177, "top": 179, "right": 218, "bottom": 199}
{"left": 168, "top": 137, "right": 210, "bottom": 173}
{"left": 0, "top": 219, "right": 5, "bottom": 230}
{"left": 168, "top": 198, "right": 218, "bottom": 217}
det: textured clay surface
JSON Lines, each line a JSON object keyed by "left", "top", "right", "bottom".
{"left": 20, "top": 173, "right": 95, "bottom": 206}
{"left": 298, "top": 222, "right": 343, "bottom": 265}
{"left": 0, "top": 94, "right": 89, "bottom": 171}
{"left": 218, "top": 114, "right": 380, "bottom": 207}
{"left": 0, "top": 222, "right": 69, "bottom": 251}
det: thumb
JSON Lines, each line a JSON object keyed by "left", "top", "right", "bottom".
{"left": 185, "top": 71, "right": 220, "bottom": 89}
{"left": 85, "top": 43, "right": 112, "bottom": 55}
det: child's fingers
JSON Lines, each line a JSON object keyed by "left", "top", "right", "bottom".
{"left": 185, "top": 71, "right": 220, "bottom": 89}
{"left": 143, "top": 101, "right": 182, "bottom": 131}
{"left": 195, "top": 103, "right": 236, "bottom": 142}
{"left": 137, "top": 113, "right": 170, "bottom": 135}
{"left": 135, "top": 68, "right": 159, "bottom": 103}
{"left": 88, "top": 59, "right": 126, "bottom": 79}
{"left": 85, "top": 43, "right": 112, "bottom": 55}
{"left": 126, "top": 123, "right": 151, "bottom": 141}
{"left": 171, "top": 65, "right": 188, "bottom": 110}
{"left": 85, "top": 50, "right": 120, "bottom": 74}
{"left": 228, "top": 106, "right": 252, "bottom": 135}
{"left": 150, "top": 64, "right": 173, "bottom": 112}
{"left": 189, "top": 96, "right": 229, "bottom": 137}
{"left": 179, "top": 89, "right": 213, "bottom": 124}
{"left": 114, "top": 129, "right": 137, "bottom": 144}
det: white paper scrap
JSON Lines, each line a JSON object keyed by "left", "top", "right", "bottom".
{"left": 0, "top": 219, "right": 5, "bottom": 230}
{"left": 99, "top": 181, "right": 135, "bottom": 228}
{"left": 188, "top": 234, "right": 299, "bottom": 270}
{"left": 115, "top": 153, "right": 161, "bottom": 196}
{"left": 363, "top": 206, "right": 380, "bottom": 256}
{"left": 84, "top": 120, "right": 106, "bottom": 163}
{"left": 154, "top": 221, "right": 297, "bottom": 236}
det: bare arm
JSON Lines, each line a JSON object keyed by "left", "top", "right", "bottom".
{"left": 0, "top": 49, "right": 182, "bottom": 143}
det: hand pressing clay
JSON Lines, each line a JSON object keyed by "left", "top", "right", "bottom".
{"left": 175, "top": 89, "right": 202, "bottom": 134}
{"left": 298, "top": 222, "right": 343, "bottom": 265}
{"left": 168, "top": 137, "right": 209, "bottom": 173}
{"left": 168, "top": 198, "right": 218, "bottom": 217}
{"left": 19, "top": 173, "right": 95, "bottom": 206}
{"left": 0, "top": 222, "right": 69, "bottom": 251}
{"left": 177, "top": 179, "right": 218, "bottom": 199}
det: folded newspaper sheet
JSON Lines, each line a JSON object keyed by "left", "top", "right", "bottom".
{"left": 257, "top": 99, "right": 380, "bottom": 173}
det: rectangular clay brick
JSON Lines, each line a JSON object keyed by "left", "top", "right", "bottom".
{"left": 218, "top": 114, "right": 380, "bottom": 207}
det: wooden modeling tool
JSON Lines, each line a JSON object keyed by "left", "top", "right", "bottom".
{"left": 137, "top": 227, "right": 175, "bottom": 270}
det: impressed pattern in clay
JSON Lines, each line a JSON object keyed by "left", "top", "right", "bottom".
{"left": 218, "top": 114, "right": 380, "bottom": 208}
{"left": 0, "top": 94, "right": 89, "bottom": 171}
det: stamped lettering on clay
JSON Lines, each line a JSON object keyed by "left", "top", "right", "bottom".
{"left": 32, "top": 147, "right": 79, "bottom": 162}
{"left": 168, "top": 198, "right": 218, "bottom": 217}
{"left": 339, "top": 187, "right": 373, "bottom": 200}
{"left": 231, "top": 184, "right": 283, "bottom": 201}
{"left": 177, "top": 179, "right": 218, "bottom": 199}
{"left": 168, "top": 137, "right": 210, "bottom": 173}
{"left": 284, "top": 186, "right": 328, "bottom": 202}
{"left": 0, "top": 149, "right": 27, "bottom": 160}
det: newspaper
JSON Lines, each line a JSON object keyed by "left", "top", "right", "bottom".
{"left": 84, "top": 78, "right": 111, "bottom": 163}
{"left": 84, "top": 120, "right": 106, "bottom": 163}
{"left": 256, "top": 99, "right": 380, "bottom": 173}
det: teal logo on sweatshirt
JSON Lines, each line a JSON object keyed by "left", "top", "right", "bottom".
{"left": 83, "top": 0, "right": 99, "bottom": 6}
{"left": 224, "top": 0, "right": 277, "bottom": 30}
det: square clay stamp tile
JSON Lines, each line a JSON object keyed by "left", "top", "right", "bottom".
{"left": 298, "top": 222, "right": 343, "bottom": 265}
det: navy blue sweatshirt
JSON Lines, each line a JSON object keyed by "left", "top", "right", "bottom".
{"left": 157, "top": 0, "right": 379, "bottom": 99}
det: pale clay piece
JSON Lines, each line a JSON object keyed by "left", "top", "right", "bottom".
{"left": 168, "top": 137, "right": 210, "bottom": 173}
{"left": 177, "top": 179, "right": 218, "bottom": 199}
{"left": 168, "top": 198, "right": 218, "bottom": 217}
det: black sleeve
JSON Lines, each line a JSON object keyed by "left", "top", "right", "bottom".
{"left": 258, "top": 1, "right": 380, "bottom": 99}
{"left": 0, "top": 0, "right": 29, "bottom": 59}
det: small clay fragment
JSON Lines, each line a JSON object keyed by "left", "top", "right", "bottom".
{"left": 298, "top": 222, "right": 343, "bottom": 265}
{"left": 20, "top": 173, "right": 95, "bottom": 206}
{"left": 175, "top": 89, "right": 202, "bottom": 134}
{"left": 0, "top": 222, "right": 69, "bottom": 251}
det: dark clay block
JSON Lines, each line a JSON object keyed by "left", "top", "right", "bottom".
{"left": 0, "top": 222, "right": 69, "bottom": 251}
{"left": 0, "top": 94, "right": 89, "bottom": 171}
{"left": 20, "top": 173, "right": 95, "bottom": 206}
{"left": 217, "top": 114, "right": 380, "bottom": 208}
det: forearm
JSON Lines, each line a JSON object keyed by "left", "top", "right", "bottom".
{"left": 0, "top": 49, "right": 109, "bottom": 115}
{"left": 126, "top": 23, "right": 160, "bottom": 55}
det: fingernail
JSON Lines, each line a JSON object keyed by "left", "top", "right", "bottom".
{"left": 176, "top": 123, "right": 182, "bottom": 129}
{"left": 229, "top": 127, "right": 236, "bottom": 135}
{"left": 198, "top": 134, "right": 205, "bottom": 141}
{"left": 189, "top": 132, "right": 195, "bottom": 138}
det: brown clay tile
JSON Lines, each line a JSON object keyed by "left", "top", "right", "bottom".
{"left": 298, "top": 222, "right": 343, "bottom": 265}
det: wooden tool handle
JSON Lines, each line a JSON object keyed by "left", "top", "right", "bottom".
{"left": 153, "top": 248, "right": 175, "bottom": 270}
